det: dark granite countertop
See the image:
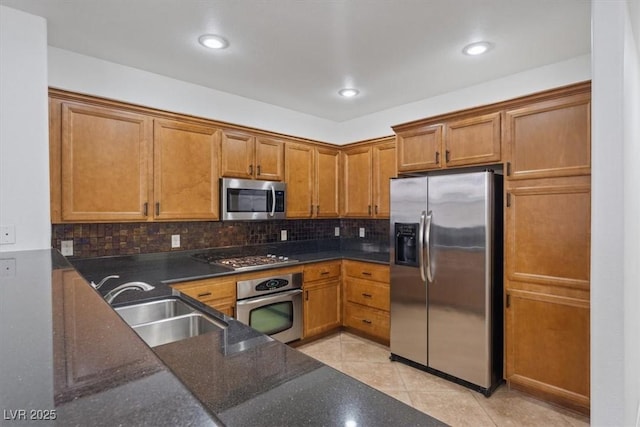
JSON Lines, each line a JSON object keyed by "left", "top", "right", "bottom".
{"left": 0, "top": 246, "right": 444, "bottom": 426}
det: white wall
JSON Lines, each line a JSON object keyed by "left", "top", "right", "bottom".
{"left": 591, "top": 1, "right": 640, "bottom": 426}
{"left": 48, "top": 47, "right": 591, "bottom": 144}
{"left": 0, "top": 6, "right": 50, "bottom": 252}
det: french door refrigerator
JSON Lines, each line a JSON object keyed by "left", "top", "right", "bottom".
{"left": 389, "top": 170, "right": 503, "bottom": 396}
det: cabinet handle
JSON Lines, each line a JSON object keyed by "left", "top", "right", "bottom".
{"left": 506, "top": 193, "right": 512, "bottom": 208}
{"left": 310, "top": 204, "right": 313, "bottom": 214}
{"left": 143, "top": 202, "right": 148, "bottom": 216}
{"left": 321, "top": 271, "right": 330, "bottom": 275}
{"left": 506, "top": 161, "right": 512, "bottom": 176}
{"left": 316, "top": 205, "right": 320, "bottom": 215}
{"left": 249, "top": 164, "right": 253, "bottom": 175}
{"left": 155, "top": 202, "right": 160, "bottom": 216}
{"left": 197, "top": 291, "right": 212, "bottom": 298}
{"left": 435, "top": 151, "right": 440, "bottom": 164}
{"left": 362, "top": 293, "right": 372, "bottom": 298}
{"left": 375, "top": 205, "right": 378, "bottom": 215}
{"left": 305, "top": 290, "right": 309, "bottom": 301}
{"left": 257, "top": 165, "right": 261, "bottom": 175}
{"left": 368, "top": 205, "right": 372, "bottom": 215}
{"left": 362, "top": 271, "right": 372, "bottom": 276}
{"left": 231, "top": 306, "right": 235, "bottom": 317}
{"left": 445, "top": 150, "right": 451, "bottom": 163}
{"left": 506, "top": 294, "right": 511, "bottom": 308}
{"left": 362, "top": 319, "right": 372, "bottom": 324}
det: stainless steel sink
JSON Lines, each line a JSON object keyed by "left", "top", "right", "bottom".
{"left": 132, "top": 313, "right": 226, "bottom": 348}
{"left": 115, "top": 298, "right": 196, "bottom": 326}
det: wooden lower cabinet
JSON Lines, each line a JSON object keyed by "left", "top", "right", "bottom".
{"left": 505, "top": 287, "right": 590, "bottom": 413}
{"left": 303, "top": 261, "right": 342, "bottom": 338}
{"left": 171, "top": 278, "right": 236, "bottom": 317}
{"left": 342, "top": 260, "right": 390, "bottom": 343}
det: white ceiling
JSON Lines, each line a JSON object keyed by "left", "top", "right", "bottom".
{"left": 0, "top": 0, "right": 591, "bottom": 122}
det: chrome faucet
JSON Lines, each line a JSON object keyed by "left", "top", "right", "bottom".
{"left": 91, "top": 275, "right": 120, "bottom": 290}
{"left": 103, "top": 281, "right": 155, "bottom": 304}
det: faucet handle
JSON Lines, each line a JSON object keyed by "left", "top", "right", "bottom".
{"left": 91, "top": 275, "right": 120, "bottom": 290}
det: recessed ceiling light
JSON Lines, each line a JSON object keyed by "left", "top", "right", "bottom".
{"left": 462, "top": 41, "right": 493, "bottom": 56}
{"left": 338, "top": 88, "right": 359, "bottom": 98}
{"left": 198, "top": 34, "right": 229, "bottom": 49}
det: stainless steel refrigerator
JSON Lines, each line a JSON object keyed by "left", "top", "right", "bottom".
{"left": 389, "top": 170, "right": 503, "bottom": 396}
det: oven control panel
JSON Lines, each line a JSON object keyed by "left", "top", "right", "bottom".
{"left": 236, "top": 272, "right": 303, "bottom": 300}
{"left": 256, "top": 278, "right": 289, "bottom": 291}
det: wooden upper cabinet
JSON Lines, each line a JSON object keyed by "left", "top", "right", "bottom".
{"left": 396, "top": 125, "right": 443, "bottom": 172}
{"left": 315, "top": 147, "right": 340, "bottom": 218}
{"left": 153, "top": 119, "right": 220, "bottom": 220}
{"left": 220, "top": 131, "right": 284, "bottom": 181}
{"left": 444, "top": 112, "right": 501, "bottom": 167}
{"left": 285, "top": 142, "right": 314, "bottom": 218}
{"left": 59, "top": 102, "right": 152, "bottom": 222}
{"left": 342, "top": 146, "right": 373, "bottom": 217}
{"left": 372, "top": 140, "right": 396, "bottom": 218}
{"left": 505, "top": 92, "right": 591, "bottom": 180}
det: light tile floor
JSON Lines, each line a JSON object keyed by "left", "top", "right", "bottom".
{"left": 296, "top": 332, "right": 590, "bottom": 427}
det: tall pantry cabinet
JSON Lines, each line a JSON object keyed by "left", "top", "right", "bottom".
{"left": 504, "top": 83, "right": 591, "bottom": 415}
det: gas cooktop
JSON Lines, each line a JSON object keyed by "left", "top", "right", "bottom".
{"left": 192, "top": 253, "right": 299, "bottom": 271}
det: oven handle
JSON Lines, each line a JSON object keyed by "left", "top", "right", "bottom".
{"left": 269, "top": 184, "right": 276, "bottom": 217}
{"left": 236, "top": 289, "right": 302, "bottom": 309}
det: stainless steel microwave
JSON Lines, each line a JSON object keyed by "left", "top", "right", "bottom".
{"left": 220, "top": 178, "right": 286, "bottom": 220}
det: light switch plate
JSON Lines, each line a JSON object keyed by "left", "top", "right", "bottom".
{"left": 171, "top": 234, "right": 181, "bottom": 248}
{"left": 359, "top": 227, "right": 365, "bottom": 238}
{"left": 61, "top": 240, "right": 73, "bottom": 256}
{"left": 0, "top": 258, "right": 16, "bottom": 277}
{"left": 334, "top": 227, "right": 340, "bottom": 237}
{"left": 280, "top": 230, "right": 287, "bottom": 241}
{"left": 0, "top": 225, "right": 15, "bottom": 244}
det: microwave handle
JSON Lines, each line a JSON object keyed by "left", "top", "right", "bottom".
{"left": 270, "top": 185, "right": 276, "bottom": 217}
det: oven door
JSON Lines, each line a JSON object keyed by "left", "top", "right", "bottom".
{"left": 236, "top": 289, "right": 302, "bottom": 343}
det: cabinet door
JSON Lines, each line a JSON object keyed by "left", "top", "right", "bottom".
{"left": 444, "top": 112, "right": 501, "bottom": 167}
{"left": 220, "top": 131, "right": 254, "bottom": 178}
{"left": 303, "top": 279, "right": 341, "bottom": 338}
{"left": 315, "top": 147, "right": 340, "bottom": 218}
{"left": 505, "top": 92, "right": 591, "bottom": 180}
{"left": 372, "top": 141, "right": 396, "bottom": 218}
{"left": 396, "top": 125, "right": 442, "bottom": 172}
{"left": 285, "top": 143, "right": 314, "bottom": 218}
{"left": 342, "top": 146, "right": 372, "bottom": 217}
{"left": 505, "top": 289, "right": 590, "bottom": 412}
{"left": 60, "top": 102, "right": 152, "bottom": 221}
{"left": 154, "top": 119, "right": 220, "bottom": 220}
{"left": 255, "top": 137, "right": 284, "bottom": 181}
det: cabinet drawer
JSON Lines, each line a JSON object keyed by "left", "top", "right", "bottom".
{"left": 171, "top": 279, "right": 236, "bottom": 302}
{"left": 343, "top": 260, "right": 389, "bottom": 283}
{"left": 304, "top": 261, "right": 341, "bottom": 282}
{"left": 344, "top": 302, "right": 390, "bottom": 340}
{"left": 344, "top": 277, "right": 389, "bottom": 311}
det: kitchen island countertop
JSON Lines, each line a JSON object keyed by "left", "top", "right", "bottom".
{"left": 0, "top": 247, "right": 444, "bottom": 426}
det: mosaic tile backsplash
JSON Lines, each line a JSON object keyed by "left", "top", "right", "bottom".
{"left": 52, "top": 219, "right": 390, "bottom": 258}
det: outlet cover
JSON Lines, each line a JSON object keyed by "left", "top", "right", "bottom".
{"left": 61, "top": 240, "right": 73, "bottom": 256}
{"left": 0, "top": 258, "right": 16, "bottom": 277}
{"left": 171, "top": 234, "right": 181, "bottom": 248}
{"left": 0, "top": 225, "right": 15, "bottom": 245}
{"left": 280, "top": 230, "right": 287, "bottom": 241}
{"left": 359, "top": 227, "right": 365, "bottom": 238}
{"left": 334, "top": 227, "right": 340, "bottom": 237}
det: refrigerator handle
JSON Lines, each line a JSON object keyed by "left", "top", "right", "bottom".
{"left": 425, "top": 210, "right": 434, "bottom": 283}
{"left": 419, "top": 211, "right": 427, "bottom": 283}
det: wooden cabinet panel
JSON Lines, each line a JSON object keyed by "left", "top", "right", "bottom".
{"left": 445, "top": 112, "right": 501, "bottom": 167}
{"left": 505, "top": 289, "right": 590, "bottom": 412}
{"left": 342, "top": 146, "right": 373, "bottom": 217}
{"left": 372, "top": 141, "right": 396, "bottom": 218}
{"left": 343, "top": 302, "right": 390, "bottom": 341}
{"left": 220, "top": 131, "right": 254, "bottom": 179}
{"left": 396, "top": 125, "right": 442, "bottom": 172}
{"left": 285, "top": 142, "right": 314, "bottom": 218}
{"left": 255, "top": 137, "right": 284, "bottom": 181}
{"left": 154, "top": 119, "right": 220, "bottom": 220}
{"left": 343, "top": 260, "right": 389, "bottom": 283}
{"left": 303, "top": 260, "right": 341, "bottom": 282}
{"left": 344, "top": 277, "right": 389, "bottom": 311}
{"left": 506, "top": 177, "right": 591, "bottom": 290}
{"left": 60, "top": 102, "right": 152, "bottom": 221}
{"left": 171, "top": 279, "right": 236, "bottom": 317}
{"left": 315, "top": 147, "right": 340, "bottom": 218}
{"left": 506, "top": 92, "right": 591, "bottom": 180}
{"left": 303, "top": 279, "right": 341, "bottom": 338}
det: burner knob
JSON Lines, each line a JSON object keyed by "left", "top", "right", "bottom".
{"left": 278, "top": 256, "right": 284, "bottom": 260}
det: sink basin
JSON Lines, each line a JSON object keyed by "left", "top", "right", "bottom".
{"left": 115, "top": 298, "right": 196, "bottom": 326}
{"left": 132, "top": 313, "right": 226, "bottom": 348}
